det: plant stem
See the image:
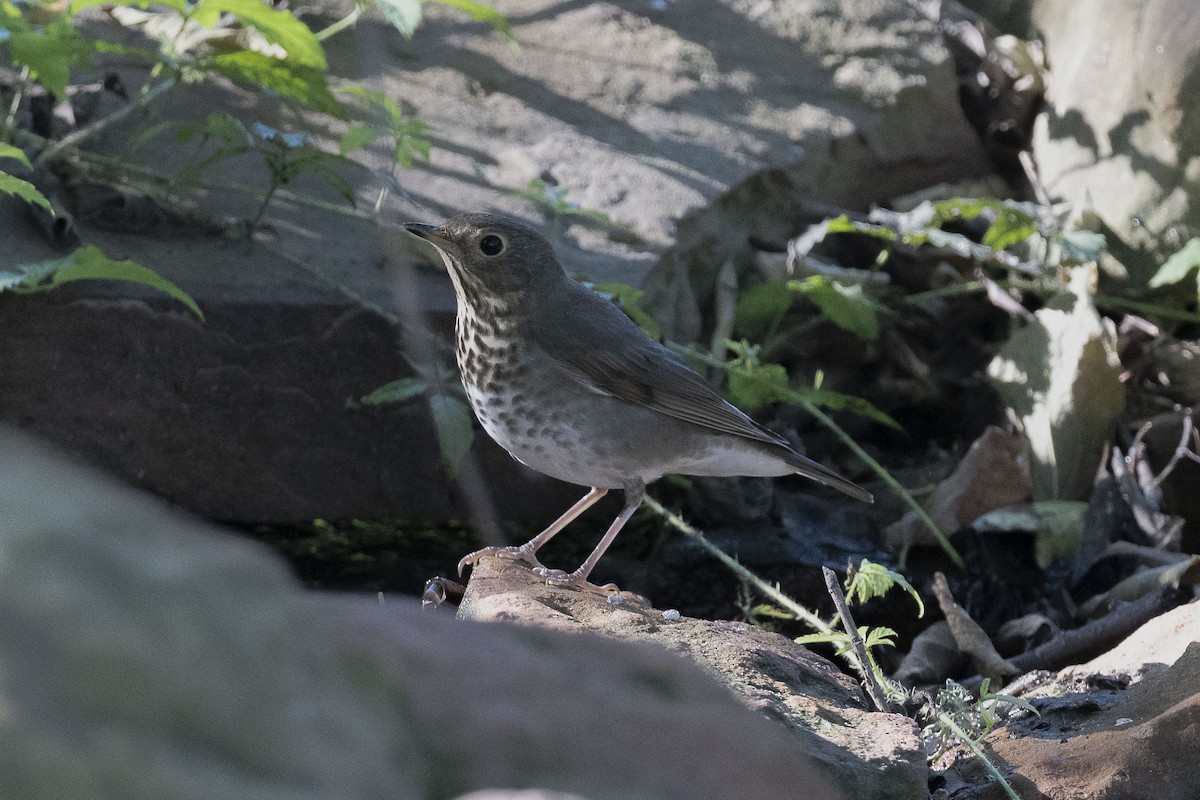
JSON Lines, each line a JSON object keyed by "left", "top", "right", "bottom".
{"left": 315, "top": 4, "right": 362, "bottom": 40}
{"left": 937, "top": 712, "right": 1023, "bottom": 800}
{"left": 823, "top": 566, "right": 893, "bottom": 712}
{"left": 1095, "top": 292, "right": 1200, "bottom": 324}
{"left": 34, "top": 78, "right": 177, "bottom": 167}
{"left": 3, "top": 67, "right": 30, "bottom": 134}
{"left": 798, "top": 397, "right": 963, "bottom": 568}
{"left": 642, "top": 496, "right": 833, "bottom": 634}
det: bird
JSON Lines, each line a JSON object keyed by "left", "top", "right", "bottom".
{"left": 404, "top": 213, "right": 872, "bottom": 594}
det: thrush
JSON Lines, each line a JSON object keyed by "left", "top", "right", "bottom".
{"left": 404, "top": 213, "right": 872, "bottom": 594}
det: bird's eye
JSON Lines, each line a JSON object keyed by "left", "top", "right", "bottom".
{"left": 479, "top": 234, "right": 505, "bottom": 256}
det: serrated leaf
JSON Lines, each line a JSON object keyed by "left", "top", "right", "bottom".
{"left": 734, "top": 282, "right": 792, "bottom": 340}
{"left": 726, "top": 361, "right": 789, "bottom": 410}
{"left": 207, "top": 51, "right": 345, "bottom": 117}
{"left": 373, "top": 0, "right": 421, "bottom": 37}
{"left": 983, "top": 207, "right": 1038, "bottom": 250}
{"left": 7, "top": 246, "right": 203, "bottom": 319}
{"left": 1149, "top": 237, "right": 1200, "bottom": 290}
{"left": 432, "top": 0, "right": 514, "bottom": 41}
{"left": 0, "top": 170, "right": 52, "bottom": 212}
{"left": 0, "top": 142, "right": 32, "bottom": 168}
{"left": 429, "top": 393, "right": 474, "bottom": 477}
{"left": 192, "top": 0, "right": 326, "bottom": 68}
{"left": 802, "top": 386, "right": 901, "bottom": 430}
{"left": 359, "top": 377, "right": 428, "bottom": 405}
{"left": 846, "top": 559, "right": 925, "bottom": 617}
{"left": 339, "top": 122, "right": 379, "bottom": 154}
{"left": 7, "top": 20, "right": 88, "bottom": 98}
{"left": 788, "top": 275, "right": 881, "bottom": 341}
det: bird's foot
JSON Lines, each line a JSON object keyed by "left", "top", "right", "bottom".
{"left": 532, "top": 566, "right": 621, "bottom": 595}
{"left": 457, "top": 544, "right": 547, "bottom": 576}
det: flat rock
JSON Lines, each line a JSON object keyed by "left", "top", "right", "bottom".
{"left": 0, "top": 426, "right": 844, "bottom": 800}
{"left": 458, "top": 556, "right": 928, "bottom": 800}
{"left": 937, "top": 602, "right": 1200, "bottom": 800}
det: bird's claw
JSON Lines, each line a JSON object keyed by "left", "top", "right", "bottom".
{"left": 457, "top": 545, "right": 547, "bottom": 576}
{"left": 533, "top": 566, "right": 621, "bottom": 595}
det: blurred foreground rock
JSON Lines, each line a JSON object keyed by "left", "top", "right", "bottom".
{"left": 0, "top": 427, "right": 842, "bottom": 800}
{"left": 459, "top": 558, "right": 927, "bottom": 800}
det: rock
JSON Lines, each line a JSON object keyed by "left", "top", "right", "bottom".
{"left": 458, "top": 557, "right": 927, "bottom": 800}
{"left": 1029, "top": 0, "right": 1200, "bottom": 282}
{"left": 1062, "top": 599, "right": 1200, "bottom": 684}
{"left": 0, "top": 426, "right": 846, "bottom": 800}
{"left": 936, "top": 604, "right": 1200, "bottom": 800}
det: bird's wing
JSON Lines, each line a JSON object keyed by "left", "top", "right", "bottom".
{"left": 532, "top": 282, "right": 791, "bottom": 449}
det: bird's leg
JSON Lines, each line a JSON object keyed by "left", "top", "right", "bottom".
{"left": 536, "top": 479, "right": 645, "bottom": 594}
{"left": 457, "top": 487, "right": 608, "bottom": 576}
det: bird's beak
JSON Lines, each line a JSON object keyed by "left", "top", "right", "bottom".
{"left": 402, "top": 222, "right": 453, "bottom": 252}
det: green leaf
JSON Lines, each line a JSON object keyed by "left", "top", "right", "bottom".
{"left": 591, "top": 282, "right": 661, "bottom": 340}
{"left": 983, "top": 207, "right": 1038, "bottom": 251}
{"left": 845, "top": 559, "right": 925, "bottom": 617}
{"left": 192, "top": 0, "right": 326, "bottom": 68}
{"left": 5, "top": 246, "right": 203, "bottom": 318}
{"left": 0, "top": 170, "right": 52, "bottom": 212}
{"left": 373, "top": 0, "right": 421, "bottom": 37}
{"left": 788, "top": 275, "right": 881, "bottom": 341}
{"left": 1032, "top": 500, "right": 1087, "bottom": 569}
{"left": 429, "top": 393, "right": 474, "bottom": 477}
{"left": 1059, "top": 230, "right": 1106, "bottom": 264}
{"left": 7, "top": 19, "right": 88, "bottom": 98}
{"left": 734, "top": 283, "right": 792, "bottom": 340}
{"left": 339, "top": 122, "right": 379, "bottom": 154}
{"left": 799, "top": 386, "right": 902, "bottom": 430}
{"left": 431, "top": 0, "right": 514, "bottom": 41}
{"left": 207, "top": 51, "right": 345, "bottom": 117}
{"left": 359, "top": 377, "right": 428, "bottom": 405}
{"left": 1149, "top": 237, "right": 1200, "bottom": 290}
{"left": 0, "top": 142, "right": 32, "bottom": 169}
{"left": 726, "top": 361, "right": 789, "bottom": 409}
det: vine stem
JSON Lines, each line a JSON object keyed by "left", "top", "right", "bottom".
{"left": 672, "top": 344, "right": 963, "bottom": 569}
{"left": 642, "top": 496, "right": 832, "bottom": 634}
{"left": 937, "top": 712, "right": 1023, "bottom": 800}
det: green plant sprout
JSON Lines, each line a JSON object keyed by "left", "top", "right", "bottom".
{"left": 516, "top": 177, "right": 611, "bottom": 233}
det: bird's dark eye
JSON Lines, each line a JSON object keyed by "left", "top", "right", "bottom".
{"left": 479, "top": 234, "right": 505, "bottom": 256}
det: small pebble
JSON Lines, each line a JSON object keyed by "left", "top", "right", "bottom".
{"left": 607, "top": 594, "right": 623, "bottom": 606}
{"left": 1115, "top": 717, "right": 1133, "bottom": 727}
{"left": 649, "top": 0, "right": 668, "bottom": 10}
{"left": 661, "top": 609, "right": 681, "bottom": 622}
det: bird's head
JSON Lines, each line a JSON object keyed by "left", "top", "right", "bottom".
{"left": 404, "top": 213, "right": 563, "bottom": 301}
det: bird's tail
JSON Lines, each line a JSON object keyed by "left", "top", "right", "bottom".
{"left": 783, "top": 450, "right": 874, "bottom": 503}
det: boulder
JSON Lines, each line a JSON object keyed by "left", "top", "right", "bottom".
{"left": 1030, "top": 0, "right": 1200, "bottom": 282}
{"left": 0, "top": 426, "right": 844, "bottom": 799}
{"left": 459, "top": 557, "right": 928, "bottom": 800}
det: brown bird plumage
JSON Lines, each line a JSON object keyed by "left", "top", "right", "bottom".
{"left": 405, "top": 213, "right": 871, "bottom": 593}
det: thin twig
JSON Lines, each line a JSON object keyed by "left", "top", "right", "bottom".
{"left": 1150, "top": 410, "right": 1195, "bottom": 488}
{"left": 822, "top": 566, "right": 893, "bottom": 713}
{"left": 1018, "top": 149, "right": 1051, "bottom": 208}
